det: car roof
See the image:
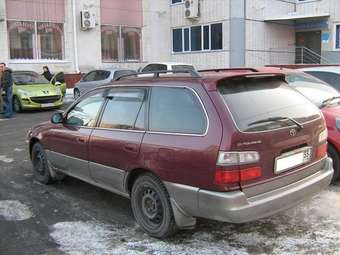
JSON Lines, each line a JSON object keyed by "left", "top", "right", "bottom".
{"left": 145, "top": 62, "right": 194, "bottom": 66}
{"left": 86, "top": 68, "right": 136, "bottom": 73}
{"left": 299, "top": 66, "right": 340, "bottom": 73}
{"left": 106, "top": 69, "right": 286, "bottom": 91}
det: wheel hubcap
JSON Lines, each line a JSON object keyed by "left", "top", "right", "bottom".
{"left": 140, "top": 187, "right": 163, "bottom": 225}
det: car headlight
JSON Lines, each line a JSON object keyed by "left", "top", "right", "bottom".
{"left": 56, "top": 87, "right": 62, "bottom": 95}
{"left": 319, "top": 128, "right": 328, "bottom": 143}
{"left": 18, "top": 89, "right": 30, "bottom": 98}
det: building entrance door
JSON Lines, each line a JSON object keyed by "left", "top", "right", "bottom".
{"left": 295, "top": 31, "right": 321, "bottom": 63}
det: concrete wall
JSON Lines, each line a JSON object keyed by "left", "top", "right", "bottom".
{"left": 245, "top": 0, "right": 295, "bottom": 66}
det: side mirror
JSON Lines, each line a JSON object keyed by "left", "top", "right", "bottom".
{"left": 51, "top": 112, "right": 64, "bottom": 124}
{"left": 55, "top": 81, "right": 62, "bottom": 86}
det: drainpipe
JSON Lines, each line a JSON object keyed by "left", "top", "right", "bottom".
{"left": 72, "top": 0, "right": 80, "bottom": 73}
{"left": 230, "top": 0, "right": 246, "bottom": 67}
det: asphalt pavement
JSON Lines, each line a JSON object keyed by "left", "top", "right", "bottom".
{"left": 0, "top": 105, "right": 340, "bottom": 255}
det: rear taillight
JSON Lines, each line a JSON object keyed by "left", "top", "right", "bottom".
{"left": 316, "top": 143, "right": 328, "bottom": 158}
{"left": 318, "top": 129, "right": 328, "bottom": 143}
{"left": 215, "top": 167, "right": 262, "bottom": 185}
{"left": 215, "top": 151, "right": 262, "bottom": 185}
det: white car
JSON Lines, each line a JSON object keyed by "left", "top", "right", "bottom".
{"left": 300, "top": 66, "right": 340, "bottom": 92}
{"left": 140, "top": 62, "right": 195, "bottom": 73}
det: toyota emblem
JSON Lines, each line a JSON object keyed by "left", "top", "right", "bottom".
{"left": 289, "top": 129, "right": 297, "bottom": 137}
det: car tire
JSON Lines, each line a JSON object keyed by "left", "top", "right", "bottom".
{"left": 13, "top": 96, "right": 22, "bottom": 113}
{"left": 131, "top": 173, "right": 178, "bottom": 238}
{"left": 328, "top": 144, "right": 340, "bottom": 182}
{"left": 31, "top": 143, "right": 64, "bottom": 184}
{"left": 74, "top": 89, "right": 81, "bottom": 100}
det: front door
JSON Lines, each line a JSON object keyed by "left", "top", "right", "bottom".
{"left": 296, "top": 31, "right": 321, "bottom": 63}
{"left": 89, "top": 87, "right": 147, "bottom": 194}
{"left": 45, "top": 90, "right": 106, "bottom": 180}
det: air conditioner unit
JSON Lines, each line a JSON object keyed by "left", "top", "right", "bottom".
{"left": 80, "top": 10, "right": 96, "bottom": 30}
{"left": 184, "top": 0, "right": 200, "bottom": 19}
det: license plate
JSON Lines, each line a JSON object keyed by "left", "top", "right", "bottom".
{"left": 274, "top": 147, "right": 313, "bottom": 174}
{"left": 41, "top": 103, "right": 54, "bottom": 108}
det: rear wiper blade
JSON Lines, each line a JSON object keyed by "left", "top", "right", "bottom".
{"left": 320, "top": 96, "right": 340, "bottom": 108}
{"left": 248, "top": 116, "right": 304, "bottom": 130}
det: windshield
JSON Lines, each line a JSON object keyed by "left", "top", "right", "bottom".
{"left": 218, "top": 77, "right": 321, "bottom": 132}
{"left": 287, "top": 72, "right": 340, "bottom": 107}
{"left": 13, "top": 71, "right": 49, "bottom": 85}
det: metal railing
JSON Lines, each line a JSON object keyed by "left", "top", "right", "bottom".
{"left": 295, "top": 46, "right": 330, "bottom": 64}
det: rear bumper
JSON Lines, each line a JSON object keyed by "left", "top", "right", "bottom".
{"left": 165, "top": 157, "right": 333, "bottom": 225}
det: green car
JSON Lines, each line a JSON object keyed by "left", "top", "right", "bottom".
{"left": 10, "top": 71, "right": 66, "bottom": 112}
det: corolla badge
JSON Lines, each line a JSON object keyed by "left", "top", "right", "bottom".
{"left": 290, "top": 129, "right": 297, "bottom": 137}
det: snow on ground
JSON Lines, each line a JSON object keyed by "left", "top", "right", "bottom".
{"left": 0, "top": 155, "right": 14, "bottom": 163}
{"left": 0, "top": 200, "right": 33, "bottom": 221}
{"left": 50, "top": 189, "right": 340, "bottom": 255}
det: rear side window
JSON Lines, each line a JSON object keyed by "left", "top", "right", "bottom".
{"left": 143, "top": 64, "right": 167, "bottom": 72}
{"left": 99, "top": 88, "right": 146, "bottom": 130}
{"left": 218, "top": 78, "right": 320, "bottom": 132}
{"left": 305, "top": 71, "right": 340, "bottom": 91}
{"left": 114, "top": 70, "right": 137, "bottom": 80}
{"left": 172, "top": 65, "right": 195, "bottom": 71}
{"left": 149, "top": 87, "right": 207, "bottom": 134}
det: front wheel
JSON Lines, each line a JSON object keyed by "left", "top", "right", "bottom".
{"left": 13, "top": 96, "right": 22, "bottom": 113}
{"left": 31, "top": 143, "right": 64, "bottom": 184}
{"left": 131, "top": 173, "right": 178, "bottom": 238}
{"left": 328, "top": 144, "right": 340, "bottom": 182}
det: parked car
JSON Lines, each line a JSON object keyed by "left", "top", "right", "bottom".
{"left": 299, "top": 66, "right": 340, "bottom": 92}
{"left": 274, "top": 69, "right": 340, "bottom": 181}
{"left": 140, "top": 62, "right": 195, "bottom": 72}
{"left": 10, "top": 71, "right": 64, "bottom": 112}
{"left": 28, "top": 70, "right": 333, "bottom": 238}
{"left": 73, "top": 68, "right": 137, "bottom": 99}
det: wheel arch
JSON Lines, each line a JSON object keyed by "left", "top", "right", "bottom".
{"left": 29, "top": 137, "right": 40, "bottom": 159}
{"left": 125, "top": 168, "right": 156, "bottom": 194}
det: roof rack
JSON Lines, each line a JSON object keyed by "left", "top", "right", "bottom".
{"left": 114, "top": 70, "right": 202, "bottom": 81}
{"left": 198, "top": 68, "right": 259, "bottom": 73}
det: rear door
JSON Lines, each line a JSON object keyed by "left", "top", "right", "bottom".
{"left": 88, "top": 87, "right": 147, "bottom": 193}
{"left": 218, "top": 77, "right": 325, "bottom": 190}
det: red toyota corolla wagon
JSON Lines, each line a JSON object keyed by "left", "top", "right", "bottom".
{"left": 27, "top": 70, "right": 333, "bottom": 238}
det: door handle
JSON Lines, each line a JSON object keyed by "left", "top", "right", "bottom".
{"left": 77, "top": 137, "right": 86, "bottom": 143}
{"left": 124, "top": 144, "right": 138, "bottom": 153}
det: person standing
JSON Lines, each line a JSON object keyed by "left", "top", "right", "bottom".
{"left": 2, "top": 63, "right": 13, "bottom": 118}
{"left": 0, "top": 63, "right": 4, "bottom": 114}
{"left": 42, "top": 66, "right": 53, "bottom": 81}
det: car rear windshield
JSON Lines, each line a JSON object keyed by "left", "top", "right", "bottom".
{"left": 218, "top": 77, "right": 321, "bottom": 132}
{"left": 13, "top": 72, "right": 49, "bottom": 85}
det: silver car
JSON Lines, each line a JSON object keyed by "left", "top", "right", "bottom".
{"left": 73, "top": 68, "right": 136, "bottom": 99}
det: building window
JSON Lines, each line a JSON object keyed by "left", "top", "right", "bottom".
{"left": 101, "top": 26, "right": 141, "bottom": 62}
{"left": 171, "top": 0, "right": 183, "bottom": 4}
{"left": 172, "top": 23, "right": 223, "bottom": 53}
{"left": 335, "top": 24, "right": 340, "bottom": 50}
{"left": 7, "top": 21, "right": 64, "bottom": 60}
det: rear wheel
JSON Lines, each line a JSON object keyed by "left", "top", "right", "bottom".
{"left": 328, "top": 144, "right": 340, "bottom": 182}
{"left": 131, "top": 173, "right": 178, "bottom": 238}
{"left": 13, "top": 96, "right": 22, "bottom": 113}
{"left": 31, "top": 143, "right": 64, "bottom": 184}
{"left": 74, "top": 89, "right": 81, "bottom": 100}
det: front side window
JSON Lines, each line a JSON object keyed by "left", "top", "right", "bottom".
{"left": 143, "top": 64, "right": 167, "bottom": 72}
{"left": 149, "top": 87, "right": 207, "bottom": 134}
{"left": 82, "top": 71, "right": 97, "bottom": 82}
{"left": 99, "top": 88, "right": 146, "bottom": 130}
{"left": 8, "top": 21, "right": 64, "bottom": 60}
{"left": 66, "top": 93, "right": 105, "bottom": 127}
{"left": 305, "top": 71, "right": 340, "bottom": 91}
